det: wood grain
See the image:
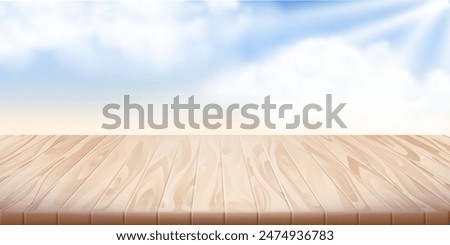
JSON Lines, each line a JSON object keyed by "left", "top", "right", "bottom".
{"left": 315, "top": 136, "right": 422, "bottom": 224}
{"left": 0, "top": 136, "right": 448, "bottom": 225}
{"left": 191, "top": 136, "right": 225, "bottom": 224}
{"left": 125, "top": 136, "right": 181, "bottom": 225}
{"left": 0, "top": 136, "right": 45, "bottom": 163}
{"left": 0, "top": 136, "right": 31, "bottom": 152}
{"left": 57, "top": 136, "right": 142, "bottom": 225}
{"left": 220, "top": 136, "right": 258, "bottom": 224}
{"left": 260, "top": 136, "right": 324, "bottom": 224}
{"left": 398, "top": 136, "right": 450, "bottom": 163}
{"left": 352, "top": 136, "right": 449, "bottom": 224}
{"left": 0, "top": 136, "right": 107, "bottom": 224}
{"left": 91, "top": 136, "right": 162, "bottom": 224}
{"left": 22, "top": 136, "right": 125, "bottom": 224}
{"left": 158, "top": 136, "right": 200, "bottom": 225}
{"left": 0, "top": 136, "right": 57, "bottom": 182}
{"left": 297, "top": 136, "right": 392, "bottom": 224}
{"left": 280, "top": 136, "right": 358, "bottom": 224}
{"left": 0, "top": 136, "right": 86, "bottom": 204}
{"left": 239, "top": 136, "right": 292, "bottom": 225}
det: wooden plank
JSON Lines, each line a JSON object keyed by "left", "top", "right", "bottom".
{"left": 378, "top": 136, "right": 450, "bottom": 185}
{"left": 427, "top": 135, "right": 450, "bottom": 150}
{"left": 429, "top": 135, "right": 450, "bottom": 149}
{"left": 0, "top": 136, "right": 47, "bottom": 165}
{"left": 0, "top": 136, "right": 86, "bottom": 204}
{"left": 400, "top": 136, "right": 450, "bottom": 163}
{"left": 220, "top": 136, "right": 258, "bottom": 225}
{"left": 386, "top": 136, "right": 450, "bottom": 201}
{"left": 90, "top": 136, "right": 162, "bottom": 224}
{"left": 20, "top": 136, "right": 124, "bottom": 224}
{"left": 280, "top": 136, "right": 358, "bottom": 225}
{"left": 351, "top": 136, "right": 449, "bottom": 224}
{"left": 260, "top": 136, "right": 324, "bottom": 225}
{"left": 191, "top": 136, "right": 225, "bottom": 225}
{"left": 57, "top": 136, "right": 142, "bottom": 224}
{"left": 0, "top": 136, "right": 64, "bottom": 183}
{"left": 125, "top": 136, "right": 181, "bottom": 225}
{"left": 315, "top": 136, "right": 425, "bottom": 224}
{"left": 0, "top": 136, "right": 107, "bottom": 224}
{"left": 298, "top": 136, "right": 391, "bottom": 224}
{"left": 316, "top": 136, "right": 427, "bottom": 224}
{"left": 0, "top": 136, "right": 31, "bottom": 152}
{"left": 239, "top": 136, "right": 292, "bottom": 225}
{"left": 158, "top": 136, "right": 200, "bottom": 225}
{"left": 0, "top": 135, "right": 448, "bottom": 225}
{"left": 363, "top": 136, "right": 450, "bottom": 204}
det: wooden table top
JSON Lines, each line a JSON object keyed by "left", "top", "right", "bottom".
{"left": 0, "top": 135, "right": 449, "bottom": 225}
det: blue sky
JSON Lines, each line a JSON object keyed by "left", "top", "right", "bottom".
{"left": 0, "top": 0, "right": 449, "bottom": 133}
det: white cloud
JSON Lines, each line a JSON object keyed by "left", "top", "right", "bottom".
{"left": 1, "top": 1, "right": 448, "bottom": 134}
{"left": 0, "top": 1, "right": 248, "bottom": 70}
{"left": 201, "top": 37, "right": 450, "bottom": 133}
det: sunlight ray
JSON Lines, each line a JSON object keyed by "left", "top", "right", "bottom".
{"left": 346, "top": 1, "right": 440, "bottom": 43}
{"left": 400, "top": 7, "right": 447, "bottom": 70}
{"left": 438, "top": 13, "right": 450, "bottom": 71}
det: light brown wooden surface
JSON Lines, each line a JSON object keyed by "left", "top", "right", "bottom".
{"left": 191, "top": 136, "right": 224, "bottom": 225}
{"left": 221, "top": 136, "right": 258, "bottom": 224}
{"left": 125, "top": 136, "right": 181, "bottom": 225}
{"left": 158, "top": 136, "right": 200, "bottom": 225}
{"left": 0, "top": 136, "right": 449, "bottom": 225}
